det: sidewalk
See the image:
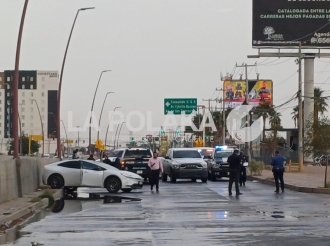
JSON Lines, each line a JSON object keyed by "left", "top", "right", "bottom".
{"left": 0, "top": 187, "right": 62, "bottom": 243}
{"left": 247, "top": 166, "right": 330, "bottom": 194}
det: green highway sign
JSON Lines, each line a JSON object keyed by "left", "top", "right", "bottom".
{"left": 164, "top": 98, "right": 197, "bottom": 115}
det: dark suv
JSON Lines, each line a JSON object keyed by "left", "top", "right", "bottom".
{"left": 116, "top": 148, "right": 153, "bottom": 180}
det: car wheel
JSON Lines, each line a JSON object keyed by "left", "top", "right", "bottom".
{"left": 105, "top": 177, "right": 121, "bottom": 193}
{"left": 191, "top": 178, "right": 197, "bottom": 182}
{"left": 211, "top": 171, "right": 216, "bottom": 182}
{"left": 48, "top": 174, "right": 64, "bottom": 189}
{"left": 121, "top": 189, "right": 132, "bottom": 193}
{"left": 201, "top": 178, "right": 207, "bottom": 183}
{"left": 162, "top": 173, "right": 168, "bottom": 182}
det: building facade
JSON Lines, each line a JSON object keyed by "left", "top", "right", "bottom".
{"left": 0, "top": 70, "right": 58, "bottom": 154}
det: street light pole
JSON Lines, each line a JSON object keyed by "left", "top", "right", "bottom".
{"left": 114, "top": 119, "right": 123, "bottom": 150}
{"left": 77, "top": 126, "right": 80, "bottom": 148}
{"left": 13, "top": 0, "right": 29, "bottom": 159}
{"left": 31, "top": 99, "right": 44, "bottom": 157}
{"left": 88, "top": 70, "right": 111, "bottom": 154}
{"left": 57, "top": 7, "right": 95, "bottom": 161}
{"left": 298, "top": 41, "right": 303, "bottom": 171}
{"left": 61, "top": 120, "right": 68, "bottom": 157}
{"left": 117, "top": 122, "right": 125, "bottom": 148}
{"left": 104, "top": 107, "right": 121, "bottom": 149}
{"left": 97, "top": 92, "right": 114, "bottom": 141}
{"left": 19, "top": 103, "right": 23, "bottom": 156}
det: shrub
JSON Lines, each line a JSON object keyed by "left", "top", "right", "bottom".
{"left": 324, "top": 183, "right": 330, "bottom": 188}
{"left": 249, "top": 159, "right": 265, "bottom": 176}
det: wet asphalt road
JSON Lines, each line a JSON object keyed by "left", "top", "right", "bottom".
{"left": 10, "top": 179, "right": 330, "bottom": 246}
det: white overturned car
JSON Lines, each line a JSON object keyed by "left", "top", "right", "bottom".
{"left": 43, "top": 159, "right": 143, "bottom": 193}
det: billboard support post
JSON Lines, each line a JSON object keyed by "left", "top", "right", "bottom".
{"left": 298, "top": 42, "right": 303, "bottom": 171}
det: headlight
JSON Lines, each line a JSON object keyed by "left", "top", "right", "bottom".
{"left": 172, "top": 164, "right": 180, "bottom": 169}
{"left": 121, "top": 173, "right": 135, "bottom": 179}
{"left": 201, "top": 163, "right": 207, "bottom": 168}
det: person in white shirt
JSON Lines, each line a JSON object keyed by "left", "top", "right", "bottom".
{"left": 148, "top": 152, "right": 164, "bottom": 191}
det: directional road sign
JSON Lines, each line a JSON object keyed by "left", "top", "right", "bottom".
{"left": 164, "top": 98, "right": 197, "bottom": 115}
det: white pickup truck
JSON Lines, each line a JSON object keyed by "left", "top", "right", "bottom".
{"left": 162, "top": 148, "right": 208, "bottom": 183}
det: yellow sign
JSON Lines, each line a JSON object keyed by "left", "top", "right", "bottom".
{"left": 65, "top": 139, "right": 74, "bottom": 144}
{"left": 195, "top": 138, "right": 203, "bottom": 147}
{"left": 30, "top": 135, "right": 43, "bottom": 141}
{"left": 95, "top": 139, "right": 103, "bottom": 146}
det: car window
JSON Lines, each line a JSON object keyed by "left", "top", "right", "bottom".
{"left": 198, "top": 149, "right": 214, "bottom": 157}
{"left": 124, "top": 149, "right": 152, "bottom": 158}
{"left": 108, "top": 152, "right": 117, "bottom": 157}
{"left": 173, "top": 150, "right": 201, "bottom": 158}
{"left": 82, "top": 161, "right": 103, "bottom": 171}
{"left": 214, "top": 151, "right": 233, "bottom": 158}
{"left": 113, "top": 150, "right": 124, "bottom": 158}
{"left": 58, "top": 161, "right": 81, "bottom": 169}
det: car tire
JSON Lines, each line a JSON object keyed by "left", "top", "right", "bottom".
{"left": 48, "top": 174, "right": 64, "bottom": 189}
{"left": 201, "top": 178, "right": 207, "bottom": 183}
{"left": 162, "top": 173, "right": 168, "bottom": 182}
{"left": 211, "top": 171, "right": 216, "bottom": 182}
{"left": 191, "top": 178, "right": 197, "bottom": 182}
{"left": 105, "top": 177, "right": 121, "bottom": 193}
{"left": 121, "top": 189, "right": 132, "bottom": 193}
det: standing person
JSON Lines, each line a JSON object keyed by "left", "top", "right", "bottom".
{"left": 227, "top": 149, "right": 243, "bottom": 196}
{"left": 87, "top": 154, "right": 95, "bottom": 160}
{"left": 72, "top": 149, "right": 79, "bottom": 159}
{"left": 103, "top": 155, "right": 112, "bottom": 165}
{"left": 271, "top": 150, "right": 285, "bottom": 193}
{"left": 239, "top": 151, "right": 248, "bottom": 187}
{"left": 148, "top": 152, "right": 163, "bottom": 192}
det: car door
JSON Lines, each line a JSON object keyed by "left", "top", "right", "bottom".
{"left": 81, "top": 161, "right": 105, "bottom": 187}
{"left": 57, "top": 160, "right": 82, "bottom": 186}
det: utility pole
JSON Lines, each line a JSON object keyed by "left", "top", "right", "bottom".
{"left": 216, "top": 88, "right": 226, "bottom": 146}
{"left": 202, "top": 98, "right": 217, "bottom": 147}
{"left": 298, "top": 42, "right": 303, "bottom": 171}
{"left": 235, "top": 63, "right": 256, "bottom": 160}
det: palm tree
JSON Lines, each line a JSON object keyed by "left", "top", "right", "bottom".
{"left": 269, "top": 109, "right": 282, "bottom": 139}
{"left": 291, "top": 105, "right": 298, "bottom": 128}
{"left": 256, "top": 103, "right": 271, "bottom": 140}
{"left": 314, "top": 87, "right": 328, "bottom": 123}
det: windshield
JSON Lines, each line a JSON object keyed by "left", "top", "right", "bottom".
{"left": 173, "top": 150, "right": 202, "bottom": 158}
{"left": 108, "top": 152, "right": 118, "bottom": 157}
{"left": 197, "top": 149, "right": 214, "bottom": 157}
{"left": 214, "top": 151, "right": 233, "bottom": 158}
{"left": 124, "top": 149, "right": 152, "bottom": 158}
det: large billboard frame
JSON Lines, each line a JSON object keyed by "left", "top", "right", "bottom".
{"left": 252, "top": 0, "right": 330, "bottom": 49}
{"left": 223, "top": 80, "right": 273, "bottom": 109}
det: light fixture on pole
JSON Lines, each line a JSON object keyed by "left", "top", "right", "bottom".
{"left": 104, "top": 107, "right": 121, "bottom": 149}
{"left": 97, "top": 92, "right": 114, "bottom": 141}
{"left": 88, "top": 70, "right": 111, "bottom": 154}
{"left": 57, "top": 7, "right": 95, "bottom": 161}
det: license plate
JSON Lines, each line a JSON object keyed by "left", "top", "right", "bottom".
{"left": 227, "top": 172, "right": 230, "bottom": 175}
{"left": 137, "top": 170, "right": 143, "bottom": 174}
{"left": 215, "top": 172, "right": 219, "bottom": 175}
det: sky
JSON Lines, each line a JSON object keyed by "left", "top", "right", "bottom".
{"left": 1, "top": 0, "right": 330, "bottom": 143}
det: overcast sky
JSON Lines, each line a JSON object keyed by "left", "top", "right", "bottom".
{"left": 1, "top": 0, "right": 330, "bottom": 142}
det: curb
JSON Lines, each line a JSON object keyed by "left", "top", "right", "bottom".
{"left": 0, "top": 189, "right": 62, "bottom": 226}
{"left": 247, "top": 176, "right": 330, "bottom": 194}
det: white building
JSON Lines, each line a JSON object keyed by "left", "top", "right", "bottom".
{"left": 0, "top": 70, "right": 58, "bottom": 155}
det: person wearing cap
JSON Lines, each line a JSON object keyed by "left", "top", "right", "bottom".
{"left": 148, "top": 152, "right": 164, "bottom": 192}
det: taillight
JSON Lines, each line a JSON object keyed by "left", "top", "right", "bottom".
{"left": 121, "top": 161, "right": 125, "bottom": 170}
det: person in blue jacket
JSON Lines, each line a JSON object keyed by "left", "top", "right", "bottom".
{"left": 271, "top": 150, "right": 285, "bottom": 193}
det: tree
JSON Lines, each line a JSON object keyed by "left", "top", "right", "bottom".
{"left": 268, "top": 109, "right": 282, "bottom": 151}
{"left": 314, "top": 87, "right": 328, "bottom": 123}
{"left": 256, "top": 103, "right": 271, "bottom": 140}
{"left": 304, "top": 115, "right": 330, "bottom": 187}
{"left": 7, "top": 134, "right": 40, "bottom": 156}
{"left": 263, "top": 26, "right": 275, "bottom": 39}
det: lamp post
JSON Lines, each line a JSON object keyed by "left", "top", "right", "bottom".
{"left": 12, "top": 0, "right": 29, "bottom": 159}
{"left": 104, "top": 107, "right": 121, "bottom": 149}
{"left": 97, "top": 92, "right": 114, "bottom": 141}
{"left": 19, "top": 103, "right": 23, "bottom": 156}
{"left": 88, "top": 70, "right": 111, "bottom": 153}
{"left": 113, "top": 119, "right": 124, "bottom": 150}
{"left": 31, "top": 99, "right": 44, "bottom": 157}
{"left": 77, "top": 126, "right": 80, "bottom": 148}
{"left": 57, "top": 7, "right": 95, "bottom": 161}
{"left": 61, "top": 120, "right": 69, "bottom": 158}
{"left": 117, "top": 122, "right": 126, "bottom": 148}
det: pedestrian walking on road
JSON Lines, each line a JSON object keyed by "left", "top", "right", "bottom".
{"left": 148, "top": 152, "right": 163, "bottom": 192}
{"left": 228, "top": 149, "right": 243, "bottom": 196}
{"left": 87, "top": 154, "right": 95, "bottom": 161}
{"left": 239, "top": 151, "right": 248, "bottom": 187}
{"left": 271, "top": 150, "right": 285, "bottom": 193}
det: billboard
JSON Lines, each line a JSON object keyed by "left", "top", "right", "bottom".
{"left": 223, "top": 80, "right": 273, "bottom": 109}
{"left": 253, "top": 0, "right": 330, "bottom": 48}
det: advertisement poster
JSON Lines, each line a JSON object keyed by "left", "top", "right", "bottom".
{"left": 223, "top": 80, "right": 246, "bottom": 109}
{"left": 253, "top": 0, "right": 330, "bottom": 48}
{"left": 248, "top": 80, "right": 273, "bottom": 107}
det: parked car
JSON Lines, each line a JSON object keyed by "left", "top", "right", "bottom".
{"left": 43, "top": 159, "right": 143, "bottom": 193}
{"left": 162, "top": 148, "right": 208, "bottom": 183}
{"left": 207, "top": 146, "right": 234, "bottom": 181}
